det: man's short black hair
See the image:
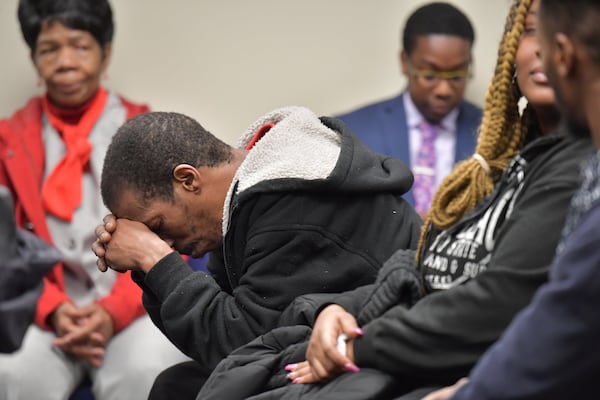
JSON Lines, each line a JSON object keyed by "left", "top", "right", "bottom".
{"left": 402, "top": 2, "right": 475, "bottom": 55}
{"left": 18, "top": 0, "right": 114, "bottom": 53}
{"left": 539, "top": 0, "right": 600, "bottom": 64}
{"left": 101, "top": 112, "right": 233, "bottom": 211}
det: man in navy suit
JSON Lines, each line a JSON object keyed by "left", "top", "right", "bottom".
{"left": 337, "top": 2, "right": 482, "bottom": 212}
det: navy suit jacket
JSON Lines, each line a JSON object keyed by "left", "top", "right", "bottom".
{"left": 336, "top": 93, "right": 482, "bottom": 206}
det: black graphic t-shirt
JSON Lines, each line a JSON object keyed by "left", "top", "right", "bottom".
{"left": 422, "top": 149, "right": 532, "bottom": 290}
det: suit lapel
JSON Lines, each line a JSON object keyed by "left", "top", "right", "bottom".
{"left": 381, "top": 94, "right": 414, "bottom": 205}
{"left": 454, "top": 103, "right": 479, "bottom": 162}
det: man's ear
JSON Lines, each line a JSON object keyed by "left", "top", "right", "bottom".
{"left": 553, "top": 32, "right": 576, "bottom": 78}
{"left": 172, "top": 164, "right": 201, "bottom": 193}
{"left": 400, "top": 50, "right": 409, "bottom": 76}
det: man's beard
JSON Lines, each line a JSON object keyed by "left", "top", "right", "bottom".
{"left": 552, "top": 81, "right": 590, "bottom": 138}
{"left": 563, "top": 116, "right": 591, "bottom": 138}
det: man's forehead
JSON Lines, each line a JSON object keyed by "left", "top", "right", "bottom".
{"left": 409, "top": 35, "right": 472, "bottom": 67}
{"left": 111, "top": 187, "right": 150, "bottom": 218}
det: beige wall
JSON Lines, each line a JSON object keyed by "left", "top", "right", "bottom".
{"left": 0, "top": 0, "right": 510, "bottom": 144}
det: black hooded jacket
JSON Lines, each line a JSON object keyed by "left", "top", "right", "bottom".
{"left": 132, "top": 106, "right": 422, "bottom": 370}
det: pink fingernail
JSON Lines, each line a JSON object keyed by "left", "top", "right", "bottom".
{"left": 284, "top": 363, "right": 297, "bottom": 371}
{"left": 293, "top": 378, "right": 301, "bottom": 384}
{"left": 354, "top": 327, "right": 363, "bottom": 335}
{"left": 286, "top": 372, "right": 295, "bottom": 380}
{"left": 344, "top": 363, "right": 360, "bottom": 373}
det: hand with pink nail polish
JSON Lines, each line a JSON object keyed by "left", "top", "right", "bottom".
{"left": 289, "top": 304, "right": 362, "bottom": 384}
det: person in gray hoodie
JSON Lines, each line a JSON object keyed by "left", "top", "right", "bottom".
{"left": 0, "top": 185, "right": 60, "bottom": 353}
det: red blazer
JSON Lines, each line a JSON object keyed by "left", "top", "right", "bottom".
{"left": 0, "top": 93, "right": 150, "bottom": 333}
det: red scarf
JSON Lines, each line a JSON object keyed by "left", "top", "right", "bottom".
{"left": 41, "top": 88, "right": 108, "bottom": 221}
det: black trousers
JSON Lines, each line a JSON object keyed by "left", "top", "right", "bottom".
{"left": 148, "top": 361, "right": 210, "bottom": 400}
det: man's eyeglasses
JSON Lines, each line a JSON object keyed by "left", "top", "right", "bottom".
{"left": 407, "top": 63, "right": 472, "bottom": 88}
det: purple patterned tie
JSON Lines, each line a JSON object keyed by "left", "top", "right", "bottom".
{"left": 413, "top": 121, "right": 437, "bottom": 216}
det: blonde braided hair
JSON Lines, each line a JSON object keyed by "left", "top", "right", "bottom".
{"left": 416, "top": 0, "right": 533, "bottom": 262}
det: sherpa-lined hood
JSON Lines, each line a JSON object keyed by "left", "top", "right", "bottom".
{"left": 222, "top": 106, "right": 414, "bottom": 234}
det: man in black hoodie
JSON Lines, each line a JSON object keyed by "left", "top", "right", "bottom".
{"left": 92, "top": 107, "right": 422, "bottom": 398}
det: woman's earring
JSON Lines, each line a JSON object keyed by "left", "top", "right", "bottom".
{"left": 36, "top": 78, "right": 42, "bottom": 87}
{"left": 512, "top": 69, "right": 522, "bottom": 99}
{"left": 102, "top": 72, "right": 109, "bottom": 80}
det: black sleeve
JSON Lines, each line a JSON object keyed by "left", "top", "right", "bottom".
{"left": 333, "top": 248, "right": 423, "bottom": 322}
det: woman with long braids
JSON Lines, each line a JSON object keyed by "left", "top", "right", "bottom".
{"left": 189, "top": 0, "right": 594, "bottom": 399}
